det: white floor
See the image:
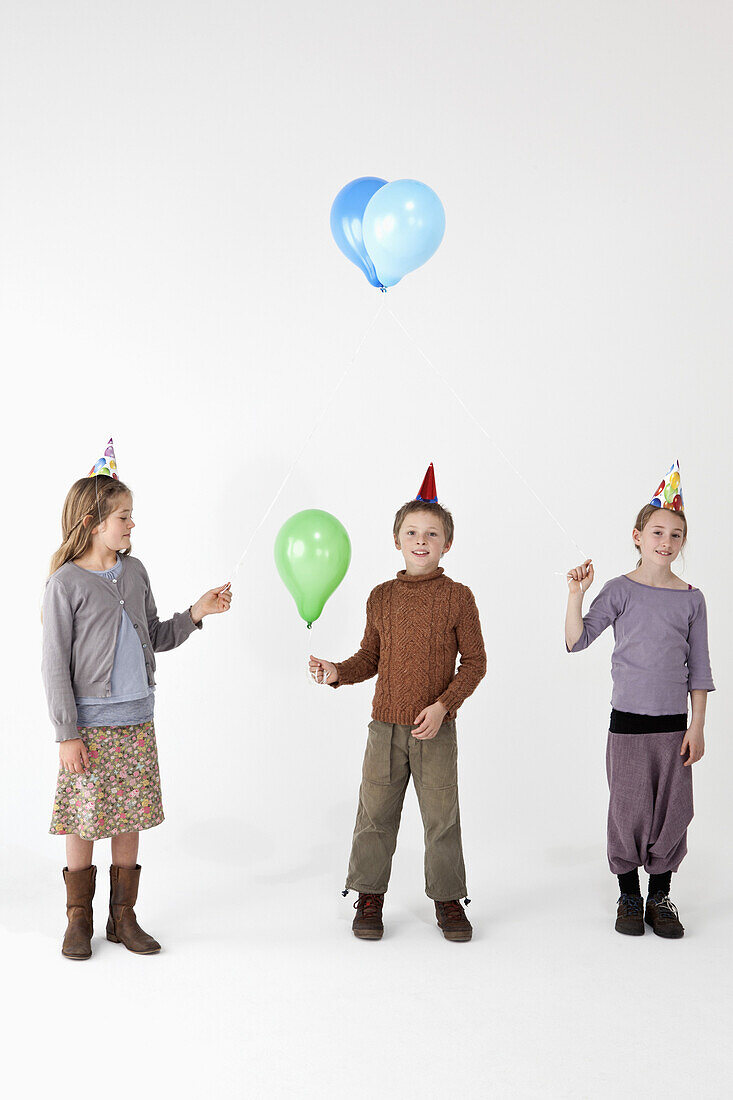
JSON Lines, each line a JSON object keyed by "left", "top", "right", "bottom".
{"left": 3, "top": 838, "right": 731, "bottom": 1099}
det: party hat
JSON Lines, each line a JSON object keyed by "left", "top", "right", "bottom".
{"left": 416, "top": 463, "right": 438, "bottom": 503}
{"left": 87, "top": 438, "right": 119, "bottom": 480}
{"left": 650, "top": 459, "right": 683, "bottom": 513}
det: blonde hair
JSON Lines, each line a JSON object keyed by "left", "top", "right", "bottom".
{"left": 633, "top": 503, "right": 687, "bottom": 567}
{"left": 49, "top": 477, "right": 132, "bottom": 577}
{"left": 393, "top": 500, "right": 454, "bottom": 545}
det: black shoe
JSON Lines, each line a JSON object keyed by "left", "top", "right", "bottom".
{"left": 645, "top": 892, "right": 685, "bottom": 938}
{"left": 615, "top": 893, "right": 644, "bottom": 936}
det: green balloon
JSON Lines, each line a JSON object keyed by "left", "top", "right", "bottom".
{"left": 274, "top": 509, "right": 352, "bottom": 627}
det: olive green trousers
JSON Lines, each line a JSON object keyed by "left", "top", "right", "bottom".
{"left": 345, "top": 719, "right": 467, "bottom": 901}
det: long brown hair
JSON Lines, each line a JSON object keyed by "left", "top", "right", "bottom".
{"left": 49, "top": 477, "right": 133, "bottom": 577}
{"left": 633, "top": 503, "right": 687, "bottom": 567}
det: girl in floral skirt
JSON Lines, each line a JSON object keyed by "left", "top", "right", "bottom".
{"left": 42, "top": 439, "right": 232, "bottom": 959}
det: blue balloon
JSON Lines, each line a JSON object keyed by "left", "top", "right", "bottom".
{"left": 330, "top": 177, "right": 388, "bottom": 288}
{"left": 362, "top": 179, "right": 445, "bottom": 288}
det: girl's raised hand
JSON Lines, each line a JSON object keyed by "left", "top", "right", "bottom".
{"left": 60, "top": 738, "right": 89, "bottom": 775}
{"left": 191, "top": 583, "right": 232, "bottom": 623}
{"left": 566, "top": 559, "right": 594, "bottom": 597}
{"left": 309, "top": 655, "right": 338, "bottom": 685}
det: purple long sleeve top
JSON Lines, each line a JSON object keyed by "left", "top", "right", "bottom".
{"left": 569, "top": 575, "right": 715, "bottom": 715}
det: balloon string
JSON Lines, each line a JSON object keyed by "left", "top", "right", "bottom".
{"left": 230, "top": 298, "right": 387, "bottom": 579}
{"left": 386, "top": 306, "right": 588, "bottom": 562}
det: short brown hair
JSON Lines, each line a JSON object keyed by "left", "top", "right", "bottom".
{"left": 393, "top": 500, "right": 454, "bottom": 545}
{"left": 633, "top": 503, "right": 687, "bottom": 566}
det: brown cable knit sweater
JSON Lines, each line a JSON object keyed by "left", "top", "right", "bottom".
{"left": 332, "top": 567, "right": 486, "bottom": 724}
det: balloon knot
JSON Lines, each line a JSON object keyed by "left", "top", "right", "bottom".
{"left": 307, "top": 622, "right": 312, "bottom": 630}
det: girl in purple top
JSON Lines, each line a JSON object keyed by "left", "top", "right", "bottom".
{"left": 565, "top": 496, "right": 714, "bottom": 939}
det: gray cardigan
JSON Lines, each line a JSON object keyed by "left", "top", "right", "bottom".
{"left": 42, "top": 555, "right": 201, "bottom": 741}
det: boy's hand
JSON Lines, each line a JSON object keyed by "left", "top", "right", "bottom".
{"left": 60, "top": 738, "right": 89, "bottom": 775}
{"left": 566, "top": 559, "right": 593, "bottom": 597}
{"left": 309, "top": 655, "right": 338, "bottom": 685}
{"left": 681, "top": 725, "right": 705, "bottom": 767}
{"left": 412, "top": 701, "right": 448, "bottom": 740}
{"left": 191, "top": 583, "right": 232, "bottom": 623}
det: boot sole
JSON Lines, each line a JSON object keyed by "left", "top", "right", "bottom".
{"left": 106, "top": 933, "right": 161, "bottom": 953}
{"left": 438, "top": 928, "right": 472, "bottom": 941}
{"left": 644, "top": 917, "right": 684, "bottom": 939}
{"left": 615, "top": 923, "right": 644, "bottom": 936}
{"left": 62, "top": 949, "right": 92, "bottom": 959}
{"left": 352, "top": 929, "right": 383, "bottom": 940}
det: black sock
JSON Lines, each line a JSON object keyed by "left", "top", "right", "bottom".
{"left": 648, "top": 871, "right": 672, "bottom": 897}
{"left": 617, "top": 869, "right": 641, "bottom": 897}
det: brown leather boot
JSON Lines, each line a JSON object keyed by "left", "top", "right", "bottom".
{"left": 106, "top": 864, "right": 161, "bottom": 954}
{"left": 62, "top": 865, "right": 96, "bottom": 959}
{"left": 435, "top": 899, "right": 473, "bottom": 941}
{"left": 352, "top": 893, "right": 384, "bottom": 940}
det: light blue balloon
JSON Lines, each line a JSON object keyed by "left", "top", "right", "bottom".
{"left": 362, "top": 179, "right": 445, "bottom": 288}
{"left": 330, "top": 177, "right": 388, "bottom": 288}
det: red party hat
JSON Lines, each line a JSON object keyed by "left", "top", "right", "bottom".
{"left": 416, "top": 463, "right": 438, "bottom": 503}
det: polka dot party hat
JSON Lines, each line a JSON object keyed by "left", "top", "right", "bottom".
{"left": 87, "top": 438, "right": 119, "bottom": 480}
{"left": 650, "top": 459, "right": 683, "bottom": 513}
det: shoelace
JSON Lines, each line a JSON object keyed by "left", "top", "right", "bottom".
{"left": 355, "top": 894, "right": 383, "bottom": 916}
{"left": 438, "top": 900, "right": 467, "bottom": 923}
{"left": 651, "top": 894, "right": 679, "bottom": 919}
{"left": 619, "top": 893, "right": 643, "bottom": 915}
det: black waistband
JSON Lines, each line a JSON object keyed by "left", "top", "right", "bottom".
{"left": 610, "top": 709, "right": 688, "bottom": 734}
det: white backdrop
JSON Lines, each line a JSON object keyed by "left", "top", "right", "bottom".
{"left": 2, "top": 2, "right": 732, "bottom": 1097}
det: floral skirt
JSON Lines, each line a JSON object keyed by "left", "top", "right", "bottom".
{"left": 49, "top": 722, "right": 164, "bottom": 840}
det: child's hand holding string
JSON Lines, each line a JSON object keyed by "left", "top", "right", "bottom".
{"left": 309, "top": 656, "right": 338, "bottom": 685}
{"left": 191, "top": 582, "right": 232, "bottom": 623}
{"left": 412, "top": 701, "right": 448, "bottom": 740}
{"left": 566, "top": 559, "right": 594, "bottom": 597}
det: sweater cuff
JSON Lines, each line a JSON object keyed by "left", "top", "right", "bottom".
{"left": 187, "top": 607, "right": 203, "bottom": 631}
{"left": 437, "top": 689, "right": 460, "bottom": 715}
{"left": 330, "top": 662, "right": 348, "bottom": 688}
{"left": 55, "top": 722, "right": 81, "bottom": 743}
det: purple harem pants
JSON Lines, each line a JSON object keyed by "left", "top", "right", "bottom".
{"left": 605, "top": 730, "right": 693, "bottom": 875}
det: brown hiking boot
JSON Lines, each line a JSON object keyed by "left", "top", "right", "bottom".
{"left": 435, "top": 899, "right": 472, "bottom": 942}
{"left": 645, "top": 892, "right": 685, "bottom": 939}
{"left": 106, "top": 864, "right": 161, "bottom": 954}
{"left": 352, "top": 893, "right": 384, "bottom": 940}
{"left": 62, "top": 865, "right": 96, "bottom": 960}
{"left": 615, "top": 893, "right": 644, "bottom": 936}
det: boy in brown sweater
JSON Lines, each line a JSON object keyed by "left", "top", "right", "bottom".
{"left": 309, "top": 466, "right": 486, "bottom": 941}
